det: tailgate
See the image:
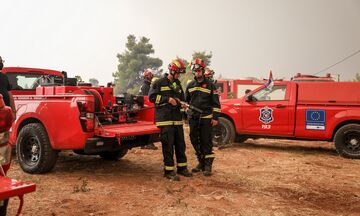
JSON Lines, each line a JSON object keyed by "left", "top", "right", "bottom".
{"left": 0, "top": 176, "right": 36, "bottom": 200}
{"left": 96, "top": 121, "right": 160, "bottom": 138}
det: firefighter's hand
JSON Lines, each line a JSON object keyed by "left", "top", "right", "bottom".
{"left": 180, "top": 102, "right": 187, "bottom": 109}
{"left": 211, "top": 119, "right": 218, "bottom": 126}
{"left": 168, "top": 97, "right": 177, "bottom": 106}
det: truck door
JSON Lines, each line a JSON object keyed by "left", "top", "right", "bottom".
{"left": 241, "top": 83, "right": 293, "bottom": 136}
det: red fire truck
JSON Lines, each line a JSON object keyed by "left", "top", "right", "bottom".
{"left": 0, "top": 95, "right": 36, "bottom": 215}
{"left": 2, "top": 67, "right": 160, "bottom": 174}
{"left": 214, "top": 81, "right": 360, "bottom": 158}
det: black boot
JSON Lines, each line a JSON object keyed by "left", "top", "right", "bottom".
{"left": 164, "top": 171, "right": 180, "bottom": 181}
{"left": 203, "top": 158, "right": 214, "bottom": 176}
{"left": 191, "top": 156, "right": 205, "bottom": 173}
{"left": 177, "top": 167, "right": 193, "bottom": 177}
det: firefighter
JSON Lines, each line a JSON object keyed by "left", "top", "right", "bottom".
{"left": 139, "top": 69, "right": 158, "bottom": 150}
{"left": 0, "top": 55, "right": 15, "bottom": 215}
{"left": 148, "top": 59, "right": 192, "bottom": 181}
{"left": 0, "top": 56, "right": 16, "bottom": 119}
{"left": 204, "top": 68, "right": 215, "bottom": 83}
{"left": 139, "top": 68, "right": 154, "bottom": 95}
{"left": 205, "top": 68, "right": 222, "bottom": 94}
{"left": 139, "top": 68, "right": 158, "bottom": 150}
{"left": 185, "top": 58, "right": 221, "bottom": 176}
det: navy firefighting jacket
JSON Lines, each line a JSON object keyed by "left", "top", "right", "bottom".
{"left": 148, "top": 75, "right": 184, "bottom": 127}
{"left": 185, "top": 77, "right": 221, "bottom": 120}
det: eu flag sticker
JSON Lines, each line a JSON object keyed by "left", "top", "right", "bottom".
{"left": 305, "top": 109, "right": 326, "bottom": 130}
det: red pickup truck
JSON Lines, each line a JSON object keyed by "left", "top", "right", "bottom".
{"left": 214, "top": 81, "right": 360, "bottom": 158}
{"left": 2, "top": 67, "right": 160, "bottom": 174}
{"left": 0, "top": 95, "right": 36, "bottom": 215}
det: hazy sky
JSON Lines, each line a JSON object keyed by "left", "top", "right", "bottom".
{"left": 1, "top": 0, "right": 360, "bottom": 85}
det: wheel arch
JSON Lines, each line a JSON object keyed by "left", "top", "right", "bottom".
{"left": 219, "top": 113, "right": 236, "bottom": 133}
{"left": 17, "top": 117, "right": 44, "bottom": 136}
{"left": 332, "top": 120, "right": 360, "bottom": 141}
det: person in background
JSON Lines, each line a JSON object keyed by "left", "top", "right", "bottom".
{"left": 204, "top": 68, "right": 215, "bottom": 83}
{"left": 185, "top": 58, "right": 221, "bottom": 176}
{"left": 0, "top": 55, "right": 16, "bottom": 215}
{"left": 139, "top": 69, "right": 158, "bottom": 150}
{"left": 148, "top": 59, "right": 192, "bottom": 181}
{"left": 139, "top": 69, "right": 154, "bottom": 96}
{"left": 0, "top": 56, "right": 16, "bottom": 119}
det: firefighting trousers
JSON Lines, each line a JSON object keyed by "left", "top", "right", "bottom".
{"left": 159, "top": 125, "right": 188, "bottom": 173}
{"left": 189, "top": 118, "right": 214, "bottom": 159}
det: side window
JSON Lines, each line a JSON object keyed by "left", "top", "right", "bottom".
{"left": 252, "top": 85, "right": 287, "bottom": 101}
{"left": 7, "top": 73, "right": 43, "bottom": 90}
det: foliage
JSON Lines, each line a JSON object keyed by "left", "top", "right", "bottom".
{"left": 89, "top": 78, "right": 99, "bottom": 87}
{"left": 75, "top": 75, "right": 83, "bottom": 83}
{"left": 113, "top": 35, "right": 163, "bottom": 94}
{"left": 354, "top": 73, "right": 360, "bottom": 82}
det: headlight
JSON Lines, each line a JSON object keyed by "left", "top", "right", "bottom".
{"left": 0, "top": 143, "right": 11, "bottom": 166}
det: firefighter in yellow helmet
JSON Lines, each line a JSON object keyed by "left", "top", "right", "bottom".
{"left": 148, "top": 59, "right": 192, "bottom": 181}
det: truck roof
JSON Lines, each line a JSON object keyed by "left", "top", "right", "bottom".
{"left": 2, "top": 67, "right": 63, "bottom": 77}
{"left": 291, "top": 73, "right": 335, "bottom": 82}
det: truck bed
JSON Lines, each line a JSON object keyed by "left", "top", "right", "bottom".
{"left": 97, "top": 121, "right": 160, "bottom": 138}
{"left": 297, "top": 82, "right": 360, "bottom": 105}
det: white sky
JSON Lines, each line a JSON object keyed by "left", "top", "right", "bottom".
{"left": 1, "top": 0, "right": 360, "bottom": 85}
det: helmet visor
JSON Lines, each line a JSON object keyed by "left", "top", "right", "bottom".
{"left": 191, "top": 64, "right": 203, "bottom": 72}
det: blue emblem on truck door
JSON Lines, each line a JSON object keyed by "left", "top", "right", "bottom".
{"left": 259, "top": 107, "right": 274, "bottom": 124}
{"left": 306, "top": 109, "right": 326, "bottom": 130}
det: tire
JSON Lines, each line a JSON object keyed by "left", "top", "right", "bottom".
{"left": 334, "top": 124, "right": 360, "bottom": 159}
{"left": 212, "top": 117, "right": 236, "bottom": 146}
{"left": 235, "top": 135, "right": 248, "bottom": 143}
{"left": 99, "top": 149, "right": 128, "bottom": 160}
{"left": 17, "top": 123, "right": 59, "bottom": 174}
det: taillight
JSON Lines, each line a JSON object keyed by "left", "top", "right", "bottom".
{"left": 0, "top": 106, "right": 13, "bottom": 133}
{"left": 77, "top": 100, "right": 95, "bottom": 132}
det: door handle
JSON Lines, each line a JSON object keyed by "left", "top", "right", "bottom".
{"left": 275, "top": 104, "right": 286, "bottom": 108}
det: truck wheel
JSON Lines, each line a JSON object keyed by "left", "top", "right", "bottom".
{"left": 17, "top": 123, "right": 59, "bottom": 174}
{"left": 212, "top": 117, "right": 236, "bottom": 146}
{"left": 334, "top": 124, "right": 360, "bottom": 159}
{"left": 99, "top": 149, "right": 128, "bottom": 160}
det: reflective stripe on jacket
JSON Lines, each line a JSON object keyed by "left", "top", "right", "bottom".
{"left": 185, "top": 78, "right": 221, "bottom": 120}
{"left": 148, "top": 75, "right": 185, "bottom": 126}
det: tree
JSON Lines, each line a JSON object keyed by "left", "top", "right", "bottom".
{"left": 113, "top": 35, "right": 163, "bottom": 94}
{"left": 192, "top": 51, "right": 212, "bottom": 66}
{"left": 354, "top": 73, "right": 360, "bottom": 82}
{"left": 89, "top": 78, "right": 99, "bottom": 87}
{"left": 178, "top": 51, "right": 213, "bottom": 89}
{"left": 75, "top": 75, "right": 83, "bottom": 83}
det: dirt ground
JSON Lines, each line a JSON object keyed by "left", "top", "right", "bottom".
{"left": 6, "top": 128, "right": 360, "bottom": 216}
